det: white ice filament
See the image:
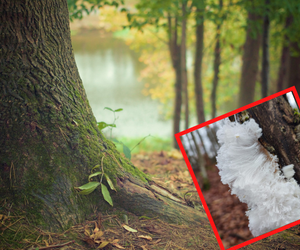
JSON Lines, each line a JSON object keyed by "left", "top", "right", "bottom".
{"left": 216, "top": 118, "right": 300, "bottom": 237}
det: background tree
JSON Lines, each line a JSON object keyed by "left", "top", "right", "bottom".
{"left": 261, "top": 0, "right": 270, "bottom": 98}
{"left": 238, "top": 9, "right": 261, "bottom": 107}
{"left": 210, "top": 0, "right": 223, "bottom": 118}
{"left": 194, "top": 0, "right": 206, "bottom": 124}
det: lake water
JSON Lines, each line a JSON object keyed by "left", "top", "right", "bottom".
{"left": 71, "top": 30, "right": 172, "bottom": 139}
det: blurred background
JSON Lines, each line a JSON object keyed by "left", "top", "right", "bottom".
{"left": 68, "top": 0, "right": 300, "bottom": 151}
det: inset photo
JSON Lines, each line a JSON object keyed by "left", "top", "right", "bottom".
{"left": 176, "top": 87, "right": 300, "bottom": 250}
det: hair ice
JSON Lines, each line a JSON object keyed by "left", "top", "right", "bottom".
{"left": 216, "top": 118, "right": 300, "bottom": 237}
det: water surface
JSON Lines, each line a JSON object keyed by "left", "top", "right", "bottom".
{"left": 72, "top": 30, "right": 172, "bottom": 138}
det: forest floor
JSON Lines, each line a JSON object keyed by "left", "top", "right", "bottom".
{"left": 2, "top": 150, "right": 300, "bottom": 250}
{"left": 130, "top": 150, "right": 253, "bottom": 249}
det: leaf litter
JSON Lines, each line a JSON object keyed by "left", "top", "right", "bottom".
{"left": 1, "top": 150, "right": 300, "bottom": 249}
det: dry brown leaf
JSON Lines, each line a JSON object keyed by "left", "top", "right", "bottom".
{"left": 140, "top": 245, "right": 148, "bottom": 250}
{"left": 152, "top": 239, "right": 162, "bottom": 244}
{"left": 122, "top": 224, "right": 137, "bottom": 233}
{"left": 84, "top": 228, "right": 90, "bottom": 237}
{"left": 138, "top": 235, "right": 152, "bottom": 241}
{"left": 43, "top": 240, "right": 49, "bottom": 246}
{"left": 94, "top": 222, "right": 100, "bottom": 233}
{"left": 97, "top": 241, "right": 110, "bottom": 249}
{"left": 94, "top": 230, "right": 104, "bottom": 240}
{"left": 112, "top": 242, "right": 125, "bottom": 249}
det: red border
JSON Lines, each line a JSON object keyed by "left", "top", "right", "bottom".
{"left": 175, "top": 86, "right": 300, "bottom": 250}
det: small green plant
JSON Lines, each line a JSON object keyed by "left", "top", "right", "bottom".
{"left": 75, "top": 157, "right": 116, "bottom": 206}
{"left": 97, "top": 107, "right": 122, "bottom": 138}
{"left": 97, "top": 107, "right": 133, "bottom": 160}
{"left": 76, "top": 107, "right": 150, "bottom": 204}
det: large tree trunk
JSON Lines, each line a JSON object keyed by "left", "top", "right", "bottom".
{"left": 238, "top": 12, "right": 261, "bottom": 107}
{"left": 0, "top": 0, "right": 207, "bottom": 232}
{"left": 194, "top": 4, "right": 205, "bottom": 124}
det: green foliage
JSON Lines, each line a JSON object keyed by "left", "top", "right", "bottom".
{"left": 101, "top": 183, "right": 113, "bottom": 206}
{"left": 67, "top": 0, "right": 124, "bottom": 21}
{"left": 115, "top": 136, "right": 172, "bottom": 153}
{"left": 75, "top": 163, "right": 116, "bottom": 206}
{"left": 97, "top": 107, "right": 123, "bottom": 138}
{"left": 97, "top": 107, "right": 133, "bottom": 160}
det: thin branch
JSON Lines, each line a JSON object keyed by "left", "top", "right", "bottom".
{"left": 37, "top": 240, "right": 74, "bottom": 250}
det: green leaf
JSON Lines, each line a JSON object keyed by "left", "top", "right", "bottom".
{"left": 111, "top": 138, "right": 120, "bottom": 143}
{"left": 104, "top": 174, "right": 117, "bottom": 191}
{"left": 97, "top": 122, "right": 109, "bottom": 130}
{"left": 101, "top": 183, "right": 113, "bottom": 206}
{"left": 89, "top": 172, "right": 102, "bottom": 180}
{"left": 123, "top": 144, "right": 131, "bottom": 160}
{"left": 92, "top": 164, "right": 101, "bottom": 171}
{"left": 114, "top": 108, "right": 123, "bottom": 112}
{"left": 76, "top": 182, "right": 100, "bottom": 195}
{"left": 104, "top": 107, "right": 114, "bottom": 112}
{"left": 139, "top": 216, "right": 152, "bottom": 220}
{"left": 97, "top": 122, "right": 116, "bottom": 130}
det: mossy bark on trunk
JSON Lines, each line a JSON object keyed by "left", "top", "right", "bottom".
{"left": 0, "top": 0, "right": 208, "bottom": 232}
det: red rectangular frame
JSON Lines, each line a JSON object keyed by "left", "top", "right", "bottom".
{"left": 175, "top": 86, "right": 300, "bottom": 250}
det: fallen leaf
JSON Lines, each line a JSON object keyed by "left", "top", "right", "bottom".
{"left": 97, "top": 241, "right": 110, "bottom": 249}
{"left": 122, "top": 224, "right": 137, "bottom": 233}
{"left": 152, "top": 239, "right": 162, "bottom": 244}
{"left": 94, "top": 222, "right": 100, "bottom": 233}
{"left": 84, "top": 228, "right": 91, "bottom": 237}
{"left": 94, "top": 230, "right": 104, "bottom": 240}
{"left": 140, "top": 245, "right": 148, "bottom": 250}
{"left": 138, "top": 235, "right": 152, "bottom": 241}
{"left": 112, "top": 242, "right": 125, "bottom": 249}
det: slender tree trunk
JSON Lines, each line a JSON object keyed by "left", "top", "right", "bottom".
{"left": 194, "top": 4, "right": 205, "bottom": 124}
{"left": 0, "top": 0, "right": 207, "bottom": 231}
{"left": 191, "top": 131, "right": 209, "bottom": 190}
{"left": 261, "top": 0, "right": 270, "bottom": 98}
{"left": 211, "top": 0, "right": 222, "bottom": 118}
{"left": 286, "top": 42, "right": 300, "bottom": 93}
{"left": 277, "top": 46, "right": 289, "bottom": 92}
{"left": 277, "top": 16, "right": 292, "bottom": 92}
{"left": 238, "top": 12, "right": 261, "bottom": 107}
{"left": 168, "top": 14, "right": 182, "bottom": 148}
{"left": 181, "top": 1, "right": 189, "bottom": 130}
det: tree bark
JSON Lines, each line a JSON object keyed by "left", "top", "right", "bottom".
{"left": 238, "top": 12, "right": 261, "bottom": 107}
{"left": 211, "top": 0, "right": 222, "bottom": 119}
{"left": 181, "top": 1, "right": 189, "bottom": 130}
{"left": 0, "top": 0, "right": 207, "bottom": 231}
{"left": 261, "top": 0, "right": 270, "bottom": 98}
{"left": 246, "top": 95, "right": 300, "bottom": 184}
{"left": 194, "top": 4, "right": 205, "bottom": 124}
